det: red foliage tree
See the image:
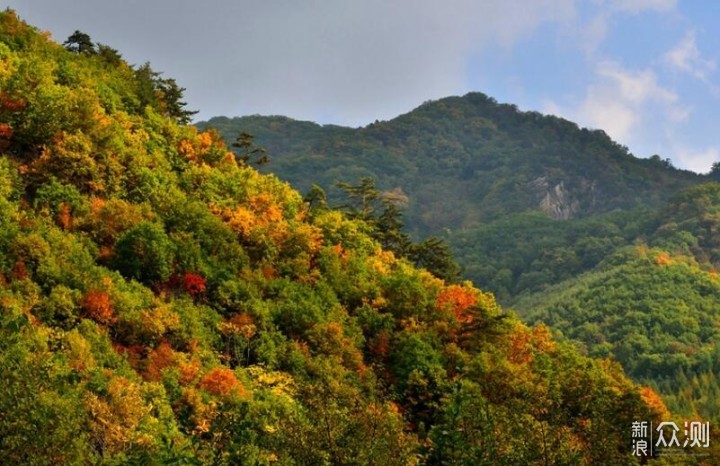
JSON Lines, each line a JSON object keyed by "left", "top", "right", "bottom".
{"left": 182, "top": 272, "right": 206, "bottom": 296}
{"left": 113, "top": 343, "right": 146, "bottom": 371}
{"left": 57, "top": 202, "right": 73, "bottom": 230}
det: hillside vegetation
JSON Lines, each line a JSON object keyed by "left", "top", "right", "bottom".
{"left": 517, "top": 183, "right": 720, "bottom": 423}
{"left": 0, "top": 11, "right": 677, "bottom": 465}
{"left": 200, "top": 96, "right": 705, "bottom": 296}
{"left": 200, "top": 64, "right": 720, "bottom": 437}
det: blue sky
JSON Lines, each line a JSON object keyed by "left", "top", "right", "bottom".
{"left": 468, "top": 0, "right": 720, "bottom": 173}
{"left": 9, "top": 0, "right": 720, "bottom": 172}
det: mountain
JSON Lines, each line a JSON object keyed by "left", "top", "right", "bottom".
{"left": 199, "top": 95, "right": 707, "bottom": 299}
{"left": 201, "top": 95, "right": 703, "bottom": 227}
{"left": 0, "top": 10, "right": 675, "bottom": 465}
{"left": 198, "top": 81, "right": 720, "bottom": 431}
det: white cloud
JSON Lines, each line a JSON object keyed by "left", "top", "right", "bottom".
{"left": 580, "top": 62, "right": 680, "bottom": 141}
{"left": 665, "top": 104, "right": 691, "bottom": 123}
{"left": 580, "top": 92, "right": 637, "bottom": 141}
{"left": 673, "top": 146, "right": 720, "bottom": 173}
{"left": 595, "top": 61, "right": 677, "bottom": 103}
{"left": 541, "top": 99, "right": 564, "bottom": 118}
{"left": 543, "top": 62, "right": 685, "bottom": 151}
{"left": 664, "top": 30, "right": 716, "bottom": 81}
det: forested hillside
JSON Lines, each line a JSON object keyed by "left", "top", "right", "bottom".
{"left": 0, "top": 10, "right": 680, "bottom": 465}
{"left": 199, "top": 59, "right": 720, "bottom": 444}
{"left": 517, "top": 183, "right": 720, "bottom": 423}
{"left": 200, "top": 94, "right": 706, "bottom": 297}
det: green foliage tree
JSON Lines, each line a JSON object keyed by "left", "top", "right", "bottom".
{"left": 336, "top": 177, "right": 460, "bottom": 281}
{"left": 336, "top": 177, "right": 379, "bottom": 222}
{"left": 155, "top": 76, "right": 197, "bottom": 124}
{"left": 409, "top": 236, "right": 460, "bottom": 282}
{"left": 113, "top": 221, "right": 174, "bottom": 285}
{"left": 63, "top": 30, "right": 95, "bottom": 55}
{"left": 232, "top": 131, "right": 269, "bottom": 166}
{"left": 303, "top": 183, "right": 329, "bottom": 214}
{"left": 134, "top": 62, "right": 196, "bottom": 124}
{"left": 709, "top": 161, "right": 720, "bottom": 181}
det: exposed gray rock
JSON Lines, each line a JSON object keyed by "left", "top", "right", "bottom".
{"left": 538, "top": 180, "right": 580, "bottom": 220}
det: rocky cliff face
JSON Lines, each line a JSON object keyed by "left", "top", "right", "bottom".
{"left": 540, "top": 181, "right": 579, "bottom": 219}
{"left": 531, "top": 176, "right": 586, "bottom": 220}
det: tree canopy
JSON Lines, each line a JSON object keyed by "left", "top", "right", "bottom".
{"left": 0, "top": 10, "right": 678, "bottom": 464}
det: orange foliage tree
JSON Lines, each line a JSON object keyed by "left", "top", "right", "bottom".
{"left": 144, "top": 341, "right": 177, "bottom": 382}
{"left": 199, "top": 367, "right": 245, "bottom": 397}
{"left": 436, "top": 283, "right": 477, "bottom": 324}
{"left": 82, "top": 290, "right": 116, "bottom": 325}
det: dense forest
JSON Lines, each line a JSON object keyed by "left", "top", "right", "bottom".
{"left": 200, "top": 71, "right": 720, "bottom": 436}
{"left": 0, "top": 10, "right": 696, "bottom": 464}
{"left": 517, "top": 183, "right": 720, "bottom": 423}
{"left": 200, "top": 95, "right": 707, "bottom": 297}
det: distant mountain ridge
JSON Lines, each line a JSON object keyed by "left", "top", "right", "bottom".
{"left": 201, "top": 92, "right": 705, "bottom": 232}
{"left": 199, "top": 93, "right": 708, "bottom": 298}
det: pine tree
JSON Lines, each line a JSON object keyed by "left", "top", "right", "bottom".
{"left": 63, "top": 30, "right": 95, "bottom": 55}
